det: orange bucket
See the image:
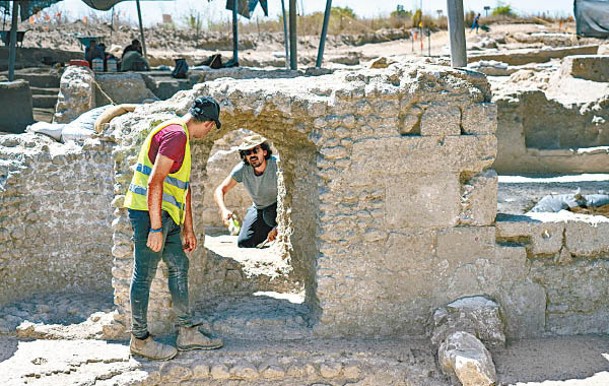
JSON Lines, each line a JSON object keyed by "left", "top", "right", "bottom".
{"left": 69, "top": 59, "right": 90, "bottom": 67}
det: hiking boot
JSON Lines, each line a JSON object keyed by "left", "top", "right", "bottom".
{"left": 176, "top": 326, "right": 223, "bottom": 351}
{"left": 130, "top": 334, "right": 178, "bottom": 361}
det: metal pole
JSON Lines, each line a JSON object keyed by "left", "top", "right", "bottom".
{"left": 280, "top": 0, "right": 289, "bottom": 69}
{"left": 8, "top": 1, "right": 18, "bottom": 81}
{"left": 135, "top": 0, "right": 147, "bottom": 59}
{"left": 232, "top": 0, "right": 238, "bottom": 63}
{"left": 446, "top": 0, "right": 467, "bottom": 67}
{"left": 289, "top": 0, "right": 297, "bottom": 70}
{"left": 316, "top": 0, "right": 332, "bottom": 68}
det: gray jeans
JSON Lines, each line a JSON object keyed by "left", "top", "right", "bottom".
{"left": 128, "top": 209, "right": 193, "bottom": 338}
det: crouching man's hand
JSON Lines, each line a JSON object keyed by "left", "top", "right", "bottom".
{"left": 267, "top": 227, "right": 278, "bottom": 242}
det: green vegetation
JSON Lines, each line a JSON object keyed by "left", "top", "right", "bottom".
{"left": 492, "top": 2, "right": 515, "bottom": 17}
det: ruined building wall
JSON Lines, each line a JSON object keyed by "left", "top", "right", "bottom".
{"left": 3, "top": 61, "right": 609, "bottom": 339}
{"left": 109, "top": 64, "right": 504, "bottom": 337}
{"left": 493, "top": 89, "right": 609, "bottom": 174}
{"left": 492, "top": 55, "right": 609, "bottom": 174}
{"left": 0, "top": 134, "right": 115, "bottom": 306}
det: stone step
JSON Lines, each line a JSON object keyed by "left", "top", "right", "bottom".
{"left": 14, "top": 73, "right": 60, "bottom": 88}
{"left": 32, "top": 94, "right": 58, "bottom": 109}
{"left": 32, "top": 108, "right": 55, "bottom": 123}
{"left": 30, "top": 86, "right": 59, "bottom": 96}
{"left": 0, "top": 334, "right": 446, "bottom": 386}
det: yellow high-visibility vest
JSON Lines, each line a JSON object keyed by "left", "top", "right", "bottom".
{"left": 124, "top": 119, "right": 191, "bottom": 225}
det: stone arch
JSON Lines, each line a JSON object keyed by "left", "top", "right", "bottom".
{"left": 202, "top": 105, "right": 321, "bottom": 315}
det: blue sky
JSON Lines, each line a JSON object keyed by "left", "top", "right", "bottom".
{"left": 56, "top": 0, "right": 574, "bottom": 27}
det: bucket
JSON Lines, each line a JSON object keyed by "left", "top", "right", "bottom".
{"left": 92, "top": 58, "right": 104, "bottom": 72}
{"left": 69, "top": 59, "right": 89, "bottom": 67}
{"left": 106, "top": 57, "right": 118, "bottom": 72}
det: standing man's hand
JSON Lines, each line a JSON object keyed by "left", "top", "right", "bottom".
{"left": 147, "top": 231, "right": 164, "bottom": 252}
{"left": 182, "top": 228, "right": 197, "bottom": 252}
{"left": 221, "top": 208, "right": 234, "bottom": 224}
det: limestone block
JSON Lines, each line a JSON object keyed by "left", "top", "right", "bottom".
{"left": 496, "top": 215, "right": 565, "bottom": 256}
{"left": 320, "top": 363, "right": 343, "bottom": 378}
{"left": 432, "top": 296, "right": 506, "bottom": 348}
{"left": 437, "top": 227, "right": 495, "bottom": 264}
{"left": 565, "top": 218, "right": 609, "bottom": 257}
{"left": 231, "top": 362, "right": 259, "bottom": 379}
{"left": 462, "top": 103, "right": 497, "bottom": 135}
{"left": 343, "top": 364, "right": 361, "bottom": 379}
{"left": 0, "top": 80, "right": 33, "bottom": 133}
{"left": 160, "top": 363, "right": 192, "bottom": 381}
{"left": 261, "top": 365, "right": 286, "bottom": 379}
{"left": 438, "top": 331, "right": 497, "bottom": 386}
{"left": 561, "top": 55, "right": 609, "bottom": 82}
{"left": 459, "top": 170, "right": 498, "bottom": 226}
{"left": 398, "top": 104, "right": 423, "bottom": 135}
{"left": 496, "top": 279, "right": 547, "bottom": 339}
{"left": 350, "top": 136, "right": 496, "bottom": 176}
{"left": 384, "top": 173, "right": 461, "bottom": 229}
{"left": 192, "top": 364, "right": 210, "bottom": 378}
{"left": 95, "top": 73, "right": 159, "bottom": 105}
{"left": 210, "top": 364, "right": 230, "bottom": 380}
{"left": 55, "top": 66, "right": 95, "bottom": 123}
{"left": 383, "top": 231, "right": 435, "bottom": 272}
{"left": 494, "top": 246, "right": 528, "bottom": 282}
{"left": 532, "top": 259, "right": 609, "bottom": 317}
{"left": 420, "top": 104, "right": 461, "bottom": 136}
{"left": 546, "top": 309, "right": 609, "bottom": 335}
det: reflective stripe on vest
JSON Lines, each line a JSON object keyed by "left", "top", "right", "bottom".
{"left": 135, "top": 163, "right": 189, "bottom": 190}
{"left": 123, "top": 119, "right": 191, "bottom": 225}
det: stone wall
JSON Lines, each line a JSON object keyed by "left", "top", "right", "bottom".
{"left": 108, "top": 63, "right": 504, "bottom": 337}
{"left": 4, "top": 59, "right": 609, "bottom": 341}
{"left": 496, "top": 212, "right": 609, "bottom": 337}
{"left": 0, "top": 133, "right": 115, "bottom": 306}
{"left": 493, "top": 89, "right": 609, "bottom": 174}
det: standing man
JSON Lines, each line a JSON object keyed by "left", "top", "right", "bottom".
{"left": 471, "top": 13, "right": 481, "bottom": 33}
{"left": 124, "top": 96, "right": 224, "bottom": 360}
{"left": 214, "top": 135, "right": 278, "bottom": 248}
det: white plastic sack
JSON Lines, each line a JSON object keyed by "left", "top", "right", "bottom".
{"left": 26, "top": 121, "right": 66, "bottom": 142}
{"left": 61, "top": 105, "right": 113, "bottom": 143}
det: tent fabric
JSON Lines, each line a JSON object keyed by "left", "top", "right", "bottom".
{"left": 80, "top": 0, "right": 129, "bottom": 11}
{"left": 575, "top": 0, "right": 609, "bottom": 37}
{"left": 225, "top": 0, "right": 268, "bottom": 19}
{"left": 0, "top": 0, "right": 63, "bottom": 22}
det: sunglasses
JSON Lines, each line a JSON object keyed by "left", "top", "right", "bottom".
{"left": 243, "top": 146, "right": 261, "bottom": 156}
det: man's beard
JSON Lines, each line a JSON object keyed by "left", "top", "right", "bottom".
{"left": 249, "top": 156, "right": 263, "bottom": 168}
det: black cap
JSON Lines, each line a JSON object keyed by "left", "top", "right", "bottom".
{"left": 189, "top": 96, "right": 221, "bottom": 129}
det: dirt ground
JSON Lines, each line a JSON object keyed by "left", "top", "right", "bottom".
{"left": 2, "top": 19, "right": 609, "bottom": 386}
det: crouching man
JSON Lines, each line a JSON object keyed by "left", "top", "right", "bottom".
{"left": 214, "top": 135, "right": 278, "bottom": 248}
{"left": 124, "top": 96, "right": 224, "bottom": 360}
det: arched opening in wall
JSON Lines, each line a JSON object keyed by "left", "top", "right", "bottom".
{"left": 187, "top": 127, "right": 319, "bottom": 340}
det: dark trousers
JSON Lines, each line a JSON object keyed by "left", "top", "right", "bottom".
{"left": 237, "top": 202, "right": 277, "bottom": 248}
{"left": 128, "top": 209, "right": 193, "bottom": 338}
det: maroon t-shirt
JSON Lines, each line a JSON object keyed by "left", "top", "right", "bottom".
{"left": 148, "top": 124, "right": 187, "bottom": 174}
